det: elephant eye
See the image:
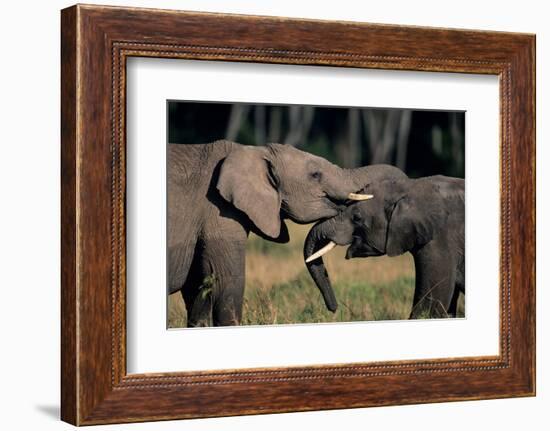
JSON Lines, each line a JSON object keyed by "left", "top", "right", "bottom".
{"left": 310, "top": 171, "right": 322, "bottom": 181}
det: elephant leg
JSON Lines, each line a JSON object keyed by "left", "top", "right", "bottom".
{"left": 410, "top": 281, "right": 455, "bottom": 319}
{"left": 212, "top": 271, "right": 245, "bottom": 326}
{"left": 180, "top": 252, "right": 214, "bottom": 327}
{"left": 200, "top": 235, "right": 247, "bottom": 327}
{"left": 446, "top": 286, "right": 462, "bottom": 318}
{"left": 178, "top": 218, "right": 248, "bottom": 327}
{"left": 167, "top": 236, "right": 198, "bottom": 295}
{"left": 187, "top": 289, "right": 214, "bottom": 327}
{"left": 410, "top": 244, "right": 456, "bottom": 319}
{"left": 180, "top": 241, "right": 245, "bottom": 327}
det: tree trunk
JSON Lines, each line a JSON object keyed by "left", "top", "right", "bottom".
{"left": 254, "top": 105, "right": 266, "bottom": 145}
{"left": 395, "top": 110, "right": 412, "bottom": 171}
{"left": 347, "top": 108, "right": 361, "bottom": 167}
{"left": 225, "top": 104, "right": 250, "bottom": 141}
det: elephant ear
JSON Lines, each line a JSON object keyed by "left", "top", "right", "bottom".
{"left": 385, "top": 194, "right": 436, "bottom": 257}
{"left": 217, "top": 146, "right": 282, "bottom": 239}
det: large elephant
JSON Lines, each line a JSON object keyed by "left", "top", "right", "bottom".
{"left": 168, "top": 140, "right": 397, "bottom": 327}
{"left": 304, "top": 175, "right": 465, "bottom": 319}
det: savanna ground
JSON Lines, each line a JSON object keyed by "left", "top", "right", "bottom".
{"left": 168, "top": 222, "right": 464, "bottom": 328}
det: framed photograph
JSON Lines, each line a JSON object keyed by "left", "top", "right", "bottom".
{"left": 61, "top": 4, "right": 535, "bottom": 425}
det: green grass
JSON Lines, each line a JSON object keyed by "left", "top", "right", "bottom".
{"left": 240, "top": 271, "right": 416, "bottom": 325}
{"left": 168, "top": 221, "right": 464, "bottom": 328}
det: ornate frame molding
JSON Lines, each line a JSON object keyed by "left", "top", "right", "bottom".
{"left": 61, "top": 5, "right": 534, "bottom": 425}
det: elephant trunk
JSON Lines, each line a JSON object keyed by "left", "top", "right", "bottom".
{"left": 322, "top": 166, "right": 374, "bottom": 203}
{"left": 345, "top": 164, "right": 408, "bottom": 191}
{"left": 304, "top": 165, "right": 407, "bottom": 312}
{"left": 345, "top": 166, "right": 371, "bottom": 191}
{"left": 303, "top": 219, "right": 339, "bottom": 313}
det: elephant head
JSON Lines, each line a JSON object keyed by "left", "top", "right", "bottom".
{"left": 216, "top": 143, "right": 374, "bottom": 240}
{"left": 303, "top": 176, "right": 451, "bottom": 312}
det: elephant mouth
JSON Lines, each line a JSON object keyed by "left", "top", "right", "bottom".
{"left": 282, "top": 196, "right": 341, "bottom": 224}
{"left": 286, "top": 192, "right": 373, "bottom": 224}
{"left": 345, "top": 237, "right": 384, "bottom": 259}
{"left": 323, "top": 195, "right": 346, "bottom": 210}
{"left": 285, "top": 205, "right": 339, "bottom": 225}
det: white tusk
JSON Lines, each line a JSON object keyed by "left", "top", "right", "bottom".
{"left": 305, "top": 241, "right": 337, "bottom": 263}
{"left": 348, "top": 193, "right": 374, "bottom": 201}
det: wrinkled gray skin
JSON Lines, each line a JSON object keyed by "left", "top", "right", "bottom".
{"left": 304, "top": 176, "right": 465, "bottom": 319}
{"left": 168, "top": 140, "right": 401, "bottom": 327}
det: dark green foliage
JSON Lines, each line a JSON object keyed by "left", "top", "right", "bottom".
{"left": 168, "top": 101, "right": 465, "bottom": 178}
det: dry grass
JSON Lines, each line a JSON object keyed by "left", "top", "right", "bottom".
{"left": 168, "top": 221, "right": 464, "bottom": 327}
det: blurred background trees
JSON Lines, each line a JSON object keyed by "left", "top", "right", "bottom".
{"left": 168, "top": 102, "right": 464, "bottom": 178}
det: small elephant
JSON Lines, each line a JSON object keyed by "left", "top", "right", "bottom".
{"left": 168, "top": 140, "right": 403, "bottom": 327}
{"left": 304, "top": 175, "right": 465, "bottom": 319}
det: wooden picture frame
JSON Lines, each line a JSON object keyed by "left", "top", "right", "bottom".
{"left": 61, "top": 4, "right": 535, "bottom": 425}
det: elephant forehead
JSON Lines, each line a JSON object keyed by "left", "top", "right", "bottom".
{"left": 283, "top": 152, "right": 329, "bottom": 174}
{"left": 273, "top": 145, "right": 304, "bottom": 161}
